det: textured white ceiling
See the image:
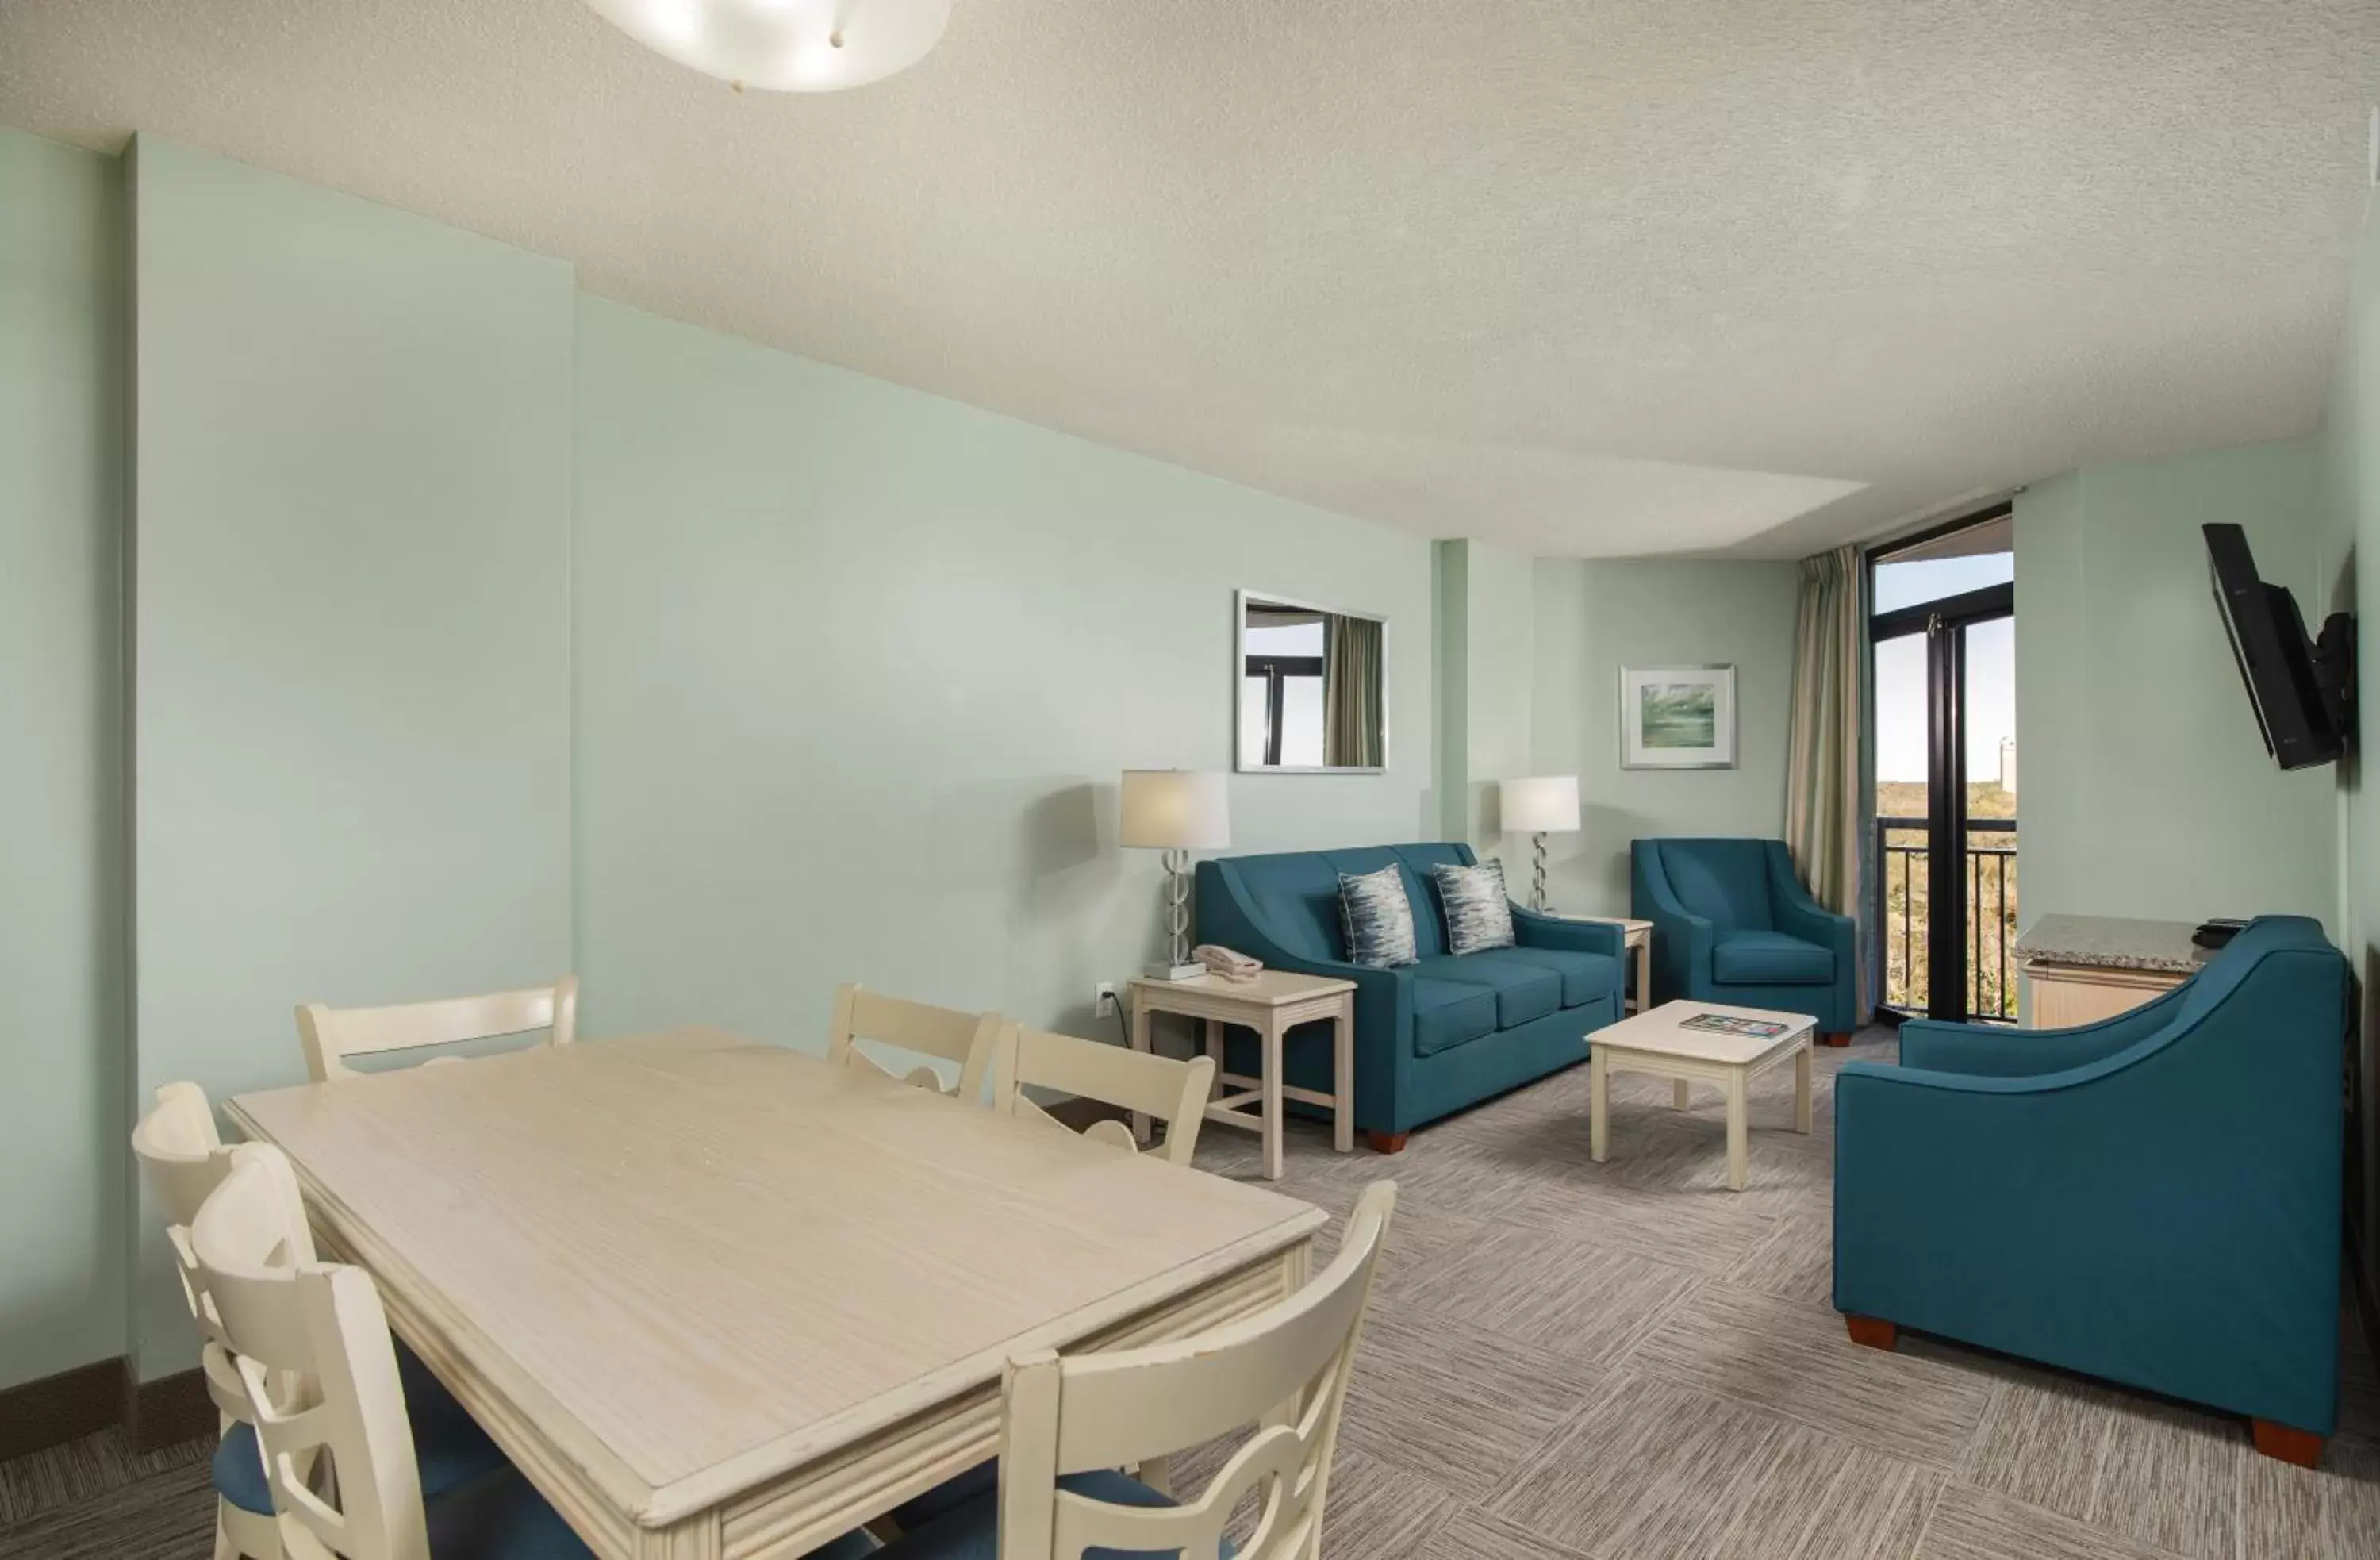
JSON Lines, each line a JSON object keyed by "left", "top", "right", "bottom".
{"left": 2, "top": 1, "right": 2373, "bottom": 557}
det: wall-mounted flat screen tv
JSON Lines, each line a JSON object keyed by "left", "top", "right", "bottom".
{"left": 2202, "top": 523, "right": 2354, "bottom": 770}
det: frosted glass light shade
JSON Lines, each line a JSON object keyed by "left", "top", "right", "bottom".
{"left": 1119, "top": 770, "right": 1231, "bottom": 851}
{"left": 1503, "top": 775, "right": 1580, "bottom": 834}
{"left": 584, "top": 0, "right": 951, "bottom": 93}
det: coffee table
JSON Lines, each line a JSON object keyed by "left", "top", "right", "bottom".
{"left": 1588, "top": 999, "right": 1815, "bottom": 1190}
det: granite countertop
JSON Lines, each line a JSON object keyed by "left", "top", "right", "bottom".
{"left": 2012, "top": 913, "right": 2210, "bottom": 974}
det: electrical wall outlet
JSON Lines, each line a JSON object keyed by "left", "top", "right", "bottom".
{"left": 1095, "top": 982, "right": 1117, "bottom": 1019}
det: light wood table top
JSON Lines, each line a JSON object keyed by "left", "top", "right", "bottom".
{"left": 1591, "top": 998, "right": 1814, "bottom": 1066}
{"left": 228, "top": 1028, "right": 1324, "bottom": 1556}
{"left": 1125, "top": 969, "right": 1357, "bottom": 1006}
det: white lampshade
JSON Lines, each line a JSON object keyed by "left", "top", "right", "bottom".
{"left": 584, "top": 0, "right": 951, "bottom": 93}
{"left": 1119, "top": 770, "right": 1231, "bottom": 851}
{"left": 1503, "top": 775, "right": 1580, "bottom": 835}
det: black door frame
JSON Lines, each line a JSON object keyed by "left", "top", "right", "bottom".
{"left": 1868, "top": 507, "right": 2013, "bottom": 1023}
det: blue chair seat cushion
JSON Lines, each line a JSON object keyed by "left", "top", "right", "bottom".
{"left": 397, "top": 1339, "right": 509, "bottom": 1498}
{"left": 214, "top": 1348, "right": 522, "bottom": 1523}
{"left": 889, "top": 1458, "right": 999, "bottom": 1531}
{"left": 422, "top": 1466, "right": 879, "bottom": 1560}
{"left": 881, "top": 1468, "right": 1235, "bottom": 1558}
{"left": 1409, "top": 952, "right": 1562, "bottom": 1028}
{"left": 1710, "top": 930, "right": 1835, "bottom": 986}
{"left": 1409, "top": 977, "right": 1499, "bottom": 1055}
{"left": 1494, "top": 947, "right": 1622, "bottom": 1008}
{"left": 213, "top": 1420, "right": 273, "bottom": 1516}
{"left": 424, "top": 1465, "right": 595, "bottom": 1559}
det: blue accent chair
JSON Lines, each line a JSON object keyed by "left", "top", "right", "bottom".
{"left": 1631, "top": 838, "right": 1857, "bottom": 1038}
{"left": 1195, "top": 843, "right": 1626, "bottom": 1146}
{"left": 1833, "top": 914, "right": 2349, "bottom": 1460}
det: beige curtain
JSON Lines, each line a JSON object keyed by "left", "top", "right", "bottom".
{"left": 1785, "top": 544, "right": 1864, "bottom": 1007}
{"left": 1323, "top": 615, "right": 1383, "bottom": 768}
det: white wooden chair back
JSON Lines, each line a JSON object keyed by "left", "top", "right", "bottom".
{"left": 993, "top": 1024, "right": 1216, "bottom": 1166}
{"left": 296, "top": 976, "right": 578, "bottom": 1082}
{"left": 827, "top": 983, "right": 1004, "bottom": 1101}
{"left": 131, "top": 1082, "right": 255, "bottom": 1428}
{"left": 997, "top": 1180, "right": 1396, "bottom": 1560}
{"left": 194, "top": 1143, "right": 423, "bottom": 1560}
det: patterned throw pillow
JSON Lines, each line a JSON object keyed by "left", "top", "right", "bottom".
{"left": 1434, "top": 859, "right": 1517, "bottom": 955}
{"left": 1338, "top": 866, "right": 1419, "bottom": 969}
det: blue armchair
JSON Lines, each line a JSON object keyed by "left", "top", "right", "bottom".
{"left": 1833, "top": 915, "right": 2349, "bottom": 1464}
{"left": 1196, "top": 843, "right": 1626, "bottom": 1148}
{"left": 1631, "top": 837, "right": 1856, "bottom": 1039}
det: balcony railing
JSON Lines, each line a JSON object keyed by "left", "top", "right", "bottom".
{"left": 1875, "top": 814, "right": 2019, "bottom": 1021}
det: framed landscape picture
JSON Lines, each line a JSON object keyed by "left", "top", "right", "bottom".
{"left": 1620, "top": 664, "right": 1737, "bottom": 769}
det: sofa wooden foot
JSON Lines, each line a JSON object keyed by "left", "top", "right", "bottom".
{"left": 1364, "top": 1131, "right": 1410, "bottom": 1155}
{"left": 1844, "top": 1315, "right": 1898, "bottom": 1351}
{"left": 1822, "top": 1031, "right": 1852, "bottom": 1047}
{"left": 2251, "top": 1419, "right": 2324, "bottom": 1467}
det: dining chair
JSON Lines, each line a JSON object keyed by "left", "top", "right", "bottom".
{"left": 296, "top": 977, "right": 579, "bottom": 1082}
{"left": 828, "top": 982, "right": 1005, "bottom": 1102}
{"left": 190, "top": 1143, "right": 877, "bottom": 1560}
{"left": 991, "top": 1024, "right": 1217, "bottom": 1166}
{"left": 877, "top": 1180, "right": 1397, "bottom": 1559}
{"left": 132, "top": 1083, "right": 283, "bottom": 1560}
{"left": 139, "top": 1093, "right": 508, "bottom": 1560}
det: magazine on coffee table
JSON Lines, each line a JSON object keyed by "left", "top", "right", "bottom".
{"left": 1677, "top": 1012, "right": 1790, "bottom": 1039}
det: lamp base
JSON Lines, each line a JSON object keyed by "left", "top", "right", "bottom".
{"left": 1146, "top": 960, "right": 1207, "bottom": 982}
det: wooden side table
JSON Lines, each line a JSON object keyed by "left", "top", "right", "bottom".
{"left": 1545, "top": 914, "right": 1654, "bottom": 1012}
{"left": 1126, "top": 970, "right": 1357, "bottom": 1180}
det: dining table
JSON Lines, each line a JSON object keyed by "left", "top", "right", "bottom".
{"left": 225, "top": 1026, "right": 1326, "bottom": 1559}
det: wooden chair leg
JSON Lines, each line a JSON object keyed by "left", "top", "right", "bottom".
{"left": 1844, "top": 1314, "right": 1898, "bottom": 1351}
{"left": 1823, "top": 1031, "right": 1852, "bottom": 1047}
{"left": 1364, "top": 1130, "right": 1409, "bottom": 1155}
{"left": 2251, "top": 1419, "right": 2324, "bottom": 1467}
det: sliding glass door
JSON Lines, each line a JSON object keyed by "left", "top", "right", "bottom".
{"left": 1870, "top": 513, "right": 2017, "bottom": 1022}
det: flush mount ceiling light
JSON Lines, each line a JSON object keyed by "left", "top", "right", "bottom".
{"left": 584, "top": 0, "right": 952, "bottom": 93}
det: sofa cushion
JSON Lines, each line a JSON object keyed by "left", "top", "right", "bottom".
{"left": 1411, "top": 952, "right": 1563, "bottom": 1028}
{"left": 1338, "top": 865, "right": 1419, "bottom": 968}
{"left": 1656, "top": 839, "right": 1774, "bottom": 931}
{"left": 1496, "top": 947, "right": 1624, "bottom": 1008}
{"left": 1411, "top": 978, "right": 1499, "bottom": 1055}
{"left": 1712, "top": 929, "right": 1834, "bottom": 986}
{"left": 1432, "top": 860, "right": 1516, "bottom": 955}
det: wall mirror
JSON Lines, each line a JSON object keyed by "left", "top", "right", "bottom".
{"left": 1236, "top": 590, "right": 1388, "bottom": 773}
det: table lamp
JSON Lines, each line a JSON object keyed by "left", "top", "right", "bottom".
{"left": 1502, "top": 775, "right": 1580, "bottom": 912}
{"left": 1120, "top": 769, "right": 1231, "bottom": 980}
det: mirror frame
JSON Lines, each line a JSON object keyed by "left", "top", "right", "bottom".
{"left": 1234, "top": 588, "right": 1390, "bottom": 775}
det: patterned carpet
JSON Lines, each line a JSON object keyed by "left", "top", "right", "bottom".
{"left": 6, "top": 1027, "right": 2376, "bottom": 1559}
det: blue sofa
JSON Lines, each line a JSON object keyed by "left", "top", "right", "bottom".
{"left": 1834, "top": 915, "right": 2349, "bottom": 1463}
{"left": 1196, "top": 843, "right": 1626, "bottom": 1147}
{"left": 1631, "top": 837, "right": 1857, "bottom": 1039}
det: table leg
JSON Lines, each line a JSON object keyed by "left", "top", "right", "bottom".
{"left": 1261, "top": 1016, "right": 1285, "bottom": 1181}
{"left": 1672, "top": 1079, "right": 1691, "bottom": 1111}
{"left": 1589, "top": 1049, "right": 1609, "bottom": 1163}
{"left": 1794, "top": 1043, "right": 1813, "bottom": 1135}
{"left": 1128, "top": 993, "right": 1154, "bottom": 1145}
{"left": 1203, "top": 1017, "right": 1225, "bottom": 1071}
{"left": 1331, "top": 997, "right": 1354, "bottom": 1155}
{"left": 1725, "top": 1070, "right": 1749, "bottom": 1192}
{"left": 1633, "top": 936, "right": 1651, "bottom": 1013}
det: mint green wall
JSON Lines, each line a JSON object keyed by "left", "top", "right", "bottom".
{"left": 570, "top": 296, "right": 1434, "bottom": 1050}
{"left": 1431, "top": 538, "right": 1536, "bottom": 859}
{"left": 1529, "top": 557, "right": 1800, "bottom": 915}
{"left": 0, "top": 129, "right": 127, "bottom": 1391}
{"left": 127, "top": 138, "right": 577, "bottom": 1376}
{"left": 1432, "top": 540, "right": 1469, "bottom": 840}
{"left": 2013, "top": 440, "right": 2334, "bottom": 932}
{"left": 2320, "top": 192, "right": 2378, "bottom": 1307}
